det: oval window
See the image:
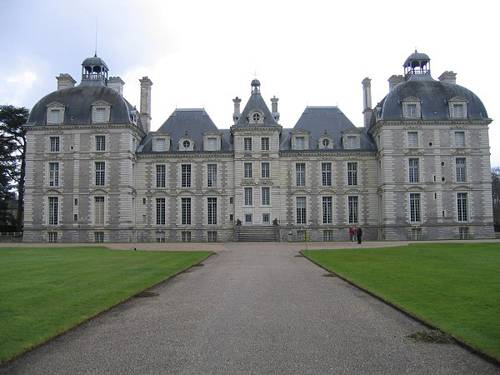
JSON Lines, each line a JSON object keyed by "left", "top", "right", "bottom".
{"left": 183, "top": 140, "right": 191, "bottom": 148}
{"left": 322, "top": 138, "right": 330, "bottom": 147}
{"left": 252, "top": 113, "right": 261, "bottom": 122}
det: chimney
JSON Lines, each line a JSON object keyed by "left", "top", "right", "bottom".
{"left": 139, "top": 76, "right": 153, "bottom": 133}
{"left": 438, "top": 71, "right": 457, "bottom": 85}
{"left": 108, "top": 76, "right": 125, "bottom": 95}
{"left": 388, "top": 75, "right": 404, "bottom": 91}
{"left": 362, "top": 77, "right": 372, "bottom": 128}
{"left": 56, "top": 73, "right": 76, "bottom": 90}
{"left": 232, "top": 97, "right": 241, "bottom": 124}
{"left": 271, "top": 96, "right": 280, "bottom": 121}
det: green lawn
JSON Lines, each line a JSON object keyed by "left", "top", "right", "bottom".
{"left": 303, "top": 243, "right": 500, "bottom": 360}
{"left": 0, "top": 247, "right": 211, "bottom": 363}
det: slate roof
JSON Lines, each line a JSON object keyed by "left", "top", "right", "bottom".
{"left": 280, "top": 106, "right": 376, "bottom": 150}
{"left": 235, "top": 88, "right": 279, "bottom": 127}
{"left": 27, "top": 85, "right": 137, "bottom": 126}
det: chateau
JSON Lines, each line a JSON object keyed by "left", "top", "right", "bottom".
{"left": 23, "top": 51, "right": 494, "bottom": 242}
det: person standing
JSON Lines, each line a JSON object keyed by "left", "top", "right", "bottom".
{"left": 348, "top": 227, "right": 354, "bottom": 242}
{"left": 357, "top": 227, "right": 363, "bottom": 244}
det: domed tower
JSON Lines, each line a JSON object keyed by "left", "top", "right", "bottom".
{"left": 81, "top": 54, "right": 109, "bottom": 85}
{"left": 403, "top": 50, "right": 431, "bottom": 79}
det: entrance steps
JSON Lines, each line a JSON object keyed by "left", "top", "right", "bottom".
{"left": 235, "top": 225, "right": 279, "bottom": 242}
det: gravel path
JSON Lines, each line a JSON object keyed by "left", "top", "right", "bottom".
{"left": 1, "top": 242, "right": 499, "bottom": 374}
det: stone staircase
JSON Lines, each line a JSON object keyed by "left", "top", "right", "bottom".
{"left": 235, "top": 225, "right": 279, "bottom": 242}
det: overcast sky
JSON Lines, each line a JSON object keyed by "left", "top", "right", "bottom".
{"left": 2, "top": 0, "right": 499, "bottom": 164}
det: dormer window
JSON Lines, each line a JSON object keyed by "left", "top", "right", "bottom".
{"left": 449, "top": 98, "right": 467, "bottom": 119}
{"left": 47, "top": 103, "right": 65, "bottom": 124}
{"left": 183, "top": 140, "right": 190, "bottom": 148}
{"left": 249, "top": 111, "right": 263, "bottom": 125}
{"left": 402, "top": 97, "right": 421, "bottom": 119}
{"left": 92, "top": 102, "right": 110, "bottom": 124}
{"left": 252, "top": 113, "right": 260, "bottom": 122}
{"left": 292, "top": 132, "right": 309, "bottom": 151}
{"left": 319, "top": 136, "right": 333, "bottom": 150}
{"left": 153, "top": 138, "right": 167, "bottom": 152}
{"left": 343, "top": 135, "right": 360, "bottom": 149}
{"left": 179, "top": 138, "right": 194, "bottom": 151}
{"left": 296, "top": 136, "right": 305, "bottom": 150}
{"left": 204, "top": 135, "right": 220, "bottom": 151}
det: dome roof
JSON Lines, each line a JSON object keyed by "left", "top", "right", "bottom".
{"left": 251, "top": 79, "right": 261, "bottom": 87}
{"left": 378, "top": 79, "right": 488, "bottom": 121}
{"left": 27, "top": 85, "right": 137, "bottom": 126}
{"left": 404, "top": 51, "right": 430, "bottom": 68}
{"left": 82, "top": 55, "right": 108, "bottom": 69}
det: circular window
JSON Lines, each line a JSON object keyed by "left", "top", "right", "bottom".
{"left": 252, "top": 113, "right": 261, "bottom": 122}
{"left": 183, "top": 140, "right": 191, "bottom": 148}
{"left": 322, "top": 138, "right": 330, "bottom": 147}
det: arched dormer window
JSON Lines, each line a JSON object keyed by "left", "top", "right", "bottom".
{"left": 46, "top": 102, "right": 65, "bottom": 125}
{"left": 402, "top": 96, "right": 421, "bottom": 119}
{"left": 249, "top": 111, "right": 264, "bottom": 125}
{"left": 448, "top": 97, "right": 468, "bottom": 119}
{"left": 92, "top": 101, "right": 111, "bottom": 124}
{"left": 179, "top": 138, "right": 194, "bottom": 151}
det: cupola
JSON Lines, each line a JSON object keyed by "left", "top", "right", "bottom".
{"left": 81, "top": 54, "right": 109, "bottom": 85}
{"left": 403, "top": 50, "right": 431, "bottom": 79}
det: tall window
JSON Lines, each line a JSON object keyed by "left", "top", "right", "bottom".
{"left": 261, "top": 137, "right": 269, "bottom": 151}
{"left": 457, "top": 193, "right": 468, "bottom": 222}
{"left": 322, "top": 163, "right": 332, "bottom": 186}
{"left": 207, "top": 197, "right": 217, "bottom": 224}
{"left": 455, "top": 131, "right": 465, "bottom": 148}
{"left": 296, "top": 163, "right": 305, "bottom": 186}
{"left": 156, "top": 165, "right": 166, "bottom": 188}
{"left": 244, "top": 162, "right": 253, "bottom": 178}
{"left": 456, "top": 158, "right": 466, "bottom": 182}
{"left": 244, "top": 137, "right": 252, "bottom": 151}
{"left": 48, "top": 197, "right": 59, "bottom": 225}
{"left": 408, "top": 158, "right": 419, "bottom": 183}
{"left": 296, "top": 197, "right": 306, "bottom": 224}
{"left": 244, "top": 187, "right": 253, "bottom": 206}
{"left": 49, "top": 162, "right": 59, "bottom": 187}
{"left": 155, "top": 198, "right": 166, "bottom": 225}
{"left": 348, "top": 196, "right": 358, "bottom": 224}
{"left": 95, "top": 162, "right": 105, "bottom": 186}
{"left": 181, "top": 164, "right": 191, "bottom": 187}
{"left": 261, "top": 187, "right": 270, "bottom": 206}
{"left": 322, "top": 196, "right": 332, "bottom": 224}
{"left": 95, "top": 135, "right": 106, "bottom": 151}
{"left": 261, "top": 162, "right": 270, "bottom": 178}
{"left": 347, "top": 162, "right": 358, "bottom": 186}
{"left": 182, "top": 198, "right": 191, "bottom": 225}
{"left": 408, "top": 131, "right": 418, "bottom": 148}
{"left": 207, "top": 164, "right": 217, "bottom": 187}
{"left": 94, "top": 196, "right": 105, "bottom": 225}
{"left": 409, "top": 193, "right": 421, "bottom": 222}
{"left": 295, "top": 136, "right": 305, "bottom": 150}
{"left": 49, "top": 136, "right": 60, "bottom": 152}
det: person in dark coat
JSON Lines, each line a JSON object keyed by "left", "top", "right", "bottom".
{"left": 356, "top": 227, "right": 363, "bottom": 244}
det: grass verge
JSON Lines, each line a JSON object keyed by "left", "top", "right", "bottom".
{"left": 0, "top": 247, "right": 211, "bottom": 363}
{"left": 302, "top": 243, "right": 500, "bottom": 362}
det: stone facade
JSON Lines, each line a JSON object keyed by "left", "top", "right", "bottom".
{"left": 23, "top": 52, "right": 494, "bottom": 242}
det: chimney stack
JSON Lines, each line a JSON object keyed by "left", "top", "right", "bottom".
{"left": 56, "top": 74, "right": 76, "bottom": 90}
{"left": 139, "top": 76, "right": 153, "bottom": 133}
{"left": 233, "top": 97, "right": 241, "bottom": 124}
{"left": 362, "top": 77, "right": 372, "bottom": 128}
{"left": 438, "top": 71, "right": 457, "bottom": 85}
{"left": 388, "top": 75, "right": 404, "bottom": 91}
{"left": 108, "top": 76, "right": 125, "bottom": 95}
{"left": 271, "top": 96, "right": 280, "bottom": 121}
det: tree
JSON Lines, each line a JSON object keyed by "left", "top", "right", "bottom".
{"left": 0, "top": 105, "right": 29, "bottom": 231}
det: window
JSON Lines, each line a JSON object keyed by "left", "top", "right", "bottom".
{"left": 344, "top": 135, "right": 358, "bottom": 149}
{"left": 48, "top": 232, "right": 58, "bottom": 243}
{"left": 156, "top": 165, "right": 166, "bottom": 188}
{"left": 347, "top": 162, "right": 358, "bottom": 186}
{"left": 244, "top": 162, "right": 253, "bottom": 178}
{"left": 245, "top": 214, "right": 253, "bottom": 223}
{"left": 49, "top": 162, "right": 59, "bottom": 187}
{"left": 410, "top": 228, "right": 422, "bottom": 241}
{"left": 94, "top": 232, "right": 104, "bottom": 243}
{"left": 47, "top": 108, "right": 63, "bottom": 124}
{"left": 457, "top": 193, "right": 468, "bottom": 222}
{"left": 207, "top": 164, "right": 217, "bottom": 187}
{"left": 261, "top": 137, "right": 269, "bottom": 151}
{"left": 207, "top": 197, "right": 217, "bottom": 225}
{"left": 94, "top": 196, "right": 105, "bottom": 225}
{"left": 322, "top": 163, "right": 332, "bottom": 186}
{"left": 403, "top": 102, "right": 420, "bottom": 118}
{"left": 154, "top": 138, "right": 166, "bottom": 152}
{"left": 408, "top": 158, "right": 419, "bottom": 183}
{"left": 261, "top": 162, "right": 270, "bottom": 178}
{"left": 296, "top": 197, "right": 307, "bottom": 224}
{"left": 92, "top": 107, "right": 108, "bottom": 123}
{"left": 95, "top": 162, "right": 105, "bottom": 186}
{"left": 48, "top": 197, "right": 59, "bottom": 225}
{"left": 322, "top": 196, "right": 332, "bottom": 224}
{"left": 261, "top": 187, "right": 270, "bottom": 206}
{"left": 409, "top": 193, "right": 421, "bottom": 222}
{"left": 295, "top": 136, "right": 305, "bottom": 150}
{"left": 348, "top": 196, "right": 358, "bottom": 224}
{"left": 95, "top": 135, "right": 106, "bottom": 151}
{"left": 456, "top": 158, "right": 466, "bottom": 182}
{"left": 244, "top": 187, "right": 253, "bottom": 206}
{"left": 408, "top": 131, "right": 418, "bottom": 148}
{"left": 323, "top": 230, "right": 334, "bottom": 241}
{"left": 455, "top": 131, "right": 465, "bottom": 148}
{"left": 207, "top": 231, "right": 217, "bottom": 242}
{"left": 322, "top": 138, "right": 330, "bottom": 148}
{"left": 451, "top": 103, "right": 466, "bottom": 119}
{"left": 296, "top": 163, "right": 305, "bottom": 186}
{"left": 182, "top": 140, "right": 191, "bottom": 149}
{"left": 73, "top": 213, "right": 78, "bottom": 222}
{"left": 181, "top": 164, "right": 191, "bottom": 188}
{"left": 49, "top": 136, "right": 60, "bottom": 152}
{"left": 206, "top": 137, "right": 217, "bottom": 151}
{"left": 244, "top": 137, "right": 252, "bottom": 151}
{"left": 252, "top": 113, "right": 261, "bottom": 122}
{"left": 262, "top": 213, "right": 270, "bottom": 224}
{"left": 156, "top": 198, "right": 166, "bottom": 225}
{"left": 181, "top": 198, "right": 191, "bottom": 225}
{"left": 181, "top": 231, "right": 191, "bottom": 242}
